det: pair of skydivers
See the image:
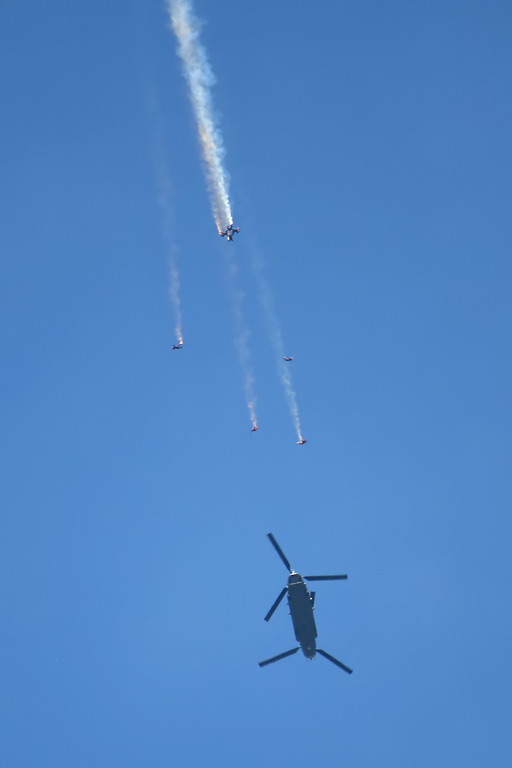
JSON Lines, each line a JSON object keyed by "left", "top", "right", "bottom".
{"left": 250, "top": 425, "right": 307, "bottom": 445}
{"left": 171, "top": 344, "right": 306, "bottom": 444}
{"left": 250, "top": 361, "right": 306, "bottom": 444}
{"left": 170, "top": 344, "right": 306, "bottom": 443}
{"left": 281, "top": 357, "right": 307, "bottom": 444}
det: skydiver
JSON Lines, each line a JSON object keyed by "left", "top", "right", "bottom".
{"left": 220, "top": 225, "right": 240, "bottom": 241}
{"left": 283, "top": 356, "right": 294, "bottom": 361}
{"left": 251, "top": 425, "right": 259, "bottom": 432}
{"left": 172, "top": 342, "right": 184, "bottom": 350}
{"left": 297, "top": 438, "right": 307, "bottom": 445}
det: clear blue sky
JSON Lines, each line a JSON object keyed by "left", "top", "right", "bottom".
{"left": 1, "top": 1, "right": 511, "bottom": 766}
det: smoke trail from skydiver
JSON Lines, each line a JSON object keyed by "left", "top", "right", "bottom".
{"left": 146, "top": 87, "right": 184, "bottom": 346}
{"left": 167, "top": 0, "right": 233, "bottom": 233}
{"left": 159, "top": 175, "right": 184, "bottom": 346}
{"left": 249, "top": 245, "right": 304, "bottom": 442}
{"left": 225, "top": 252, "right": 258, "bottom": 430}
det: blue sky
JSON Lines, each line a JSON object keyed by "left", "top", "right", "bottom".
{"left": 1, "top": 1, "right": 511, "bottom": 766}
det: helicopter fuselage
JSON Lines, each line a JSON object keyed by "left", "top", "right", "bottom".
{"left": 287, "top": 573, "right": 317, "bottom": 658}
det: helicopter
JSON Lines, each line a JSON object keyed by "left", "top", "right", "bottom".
{"left": 259, "top": 533, "right": 353, "bottom": 674}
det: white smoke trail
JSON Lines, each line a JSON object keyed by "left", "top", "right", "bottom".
{"left": 160, "top": 180, "right": 184, "bottom": 346}
{"left": 146, "top": 87, "right": 184, "bottom": 346}
{"left": 167, "top": 0, "right": 233, "bottom": 233}
{"left": 225, "top": 253, "right": 258, "bottom": 430}
{"left": 249, "top": 246, "right": 304, "bottom": 442}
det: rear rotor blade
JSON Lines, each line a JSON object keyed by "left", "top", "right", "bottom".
{"left": 304, "top": 574, "right": 348, "bottom": 581}
{"left": 258, "top": 647, "right": 300, "bottom": 667}
{"left": 267, "top": 533, "right": 292, "bottom": 572}
{"left": 264, "top": 587, "right": 287, "bottom": 622}
{"left": 317, "top": 648, "right": 353, "bottom": 674}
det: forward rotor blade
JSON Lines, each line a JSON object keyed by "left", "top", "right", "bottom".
{"left": 304, "top": 574, "right": 348, "bottom": 581}
{"left": 264, "top": 587, "right": 287, "bottom": 622}
{"left": 267, "top": 533, "right": 292, "bottom": 572}
{"left": 317, "top": 648, "right": 353, "bottom": 674}
{"left": 258, "top": 647, "right": 300, "bottom": 667}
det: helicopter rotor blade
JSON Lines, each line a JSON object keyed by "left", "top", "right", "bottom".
{"left": 317, "top": 648, "right": 353, "bottom": 674}
{"left": 304, "top": 574, "right": 348, "bottom": 581}
{"left": 258, "top": 647, "right": 300, "bottom": 667}
{"left": 264, "top": 587, "right": 287, "bottom": 622}
{"left": 267, "top": 533, "right": 292, "bottom": 572}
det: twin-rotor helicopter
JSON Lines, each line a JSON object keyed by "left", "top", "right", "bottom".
{"left": 259, "top": 533, "right": 353, "bottom": 674}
